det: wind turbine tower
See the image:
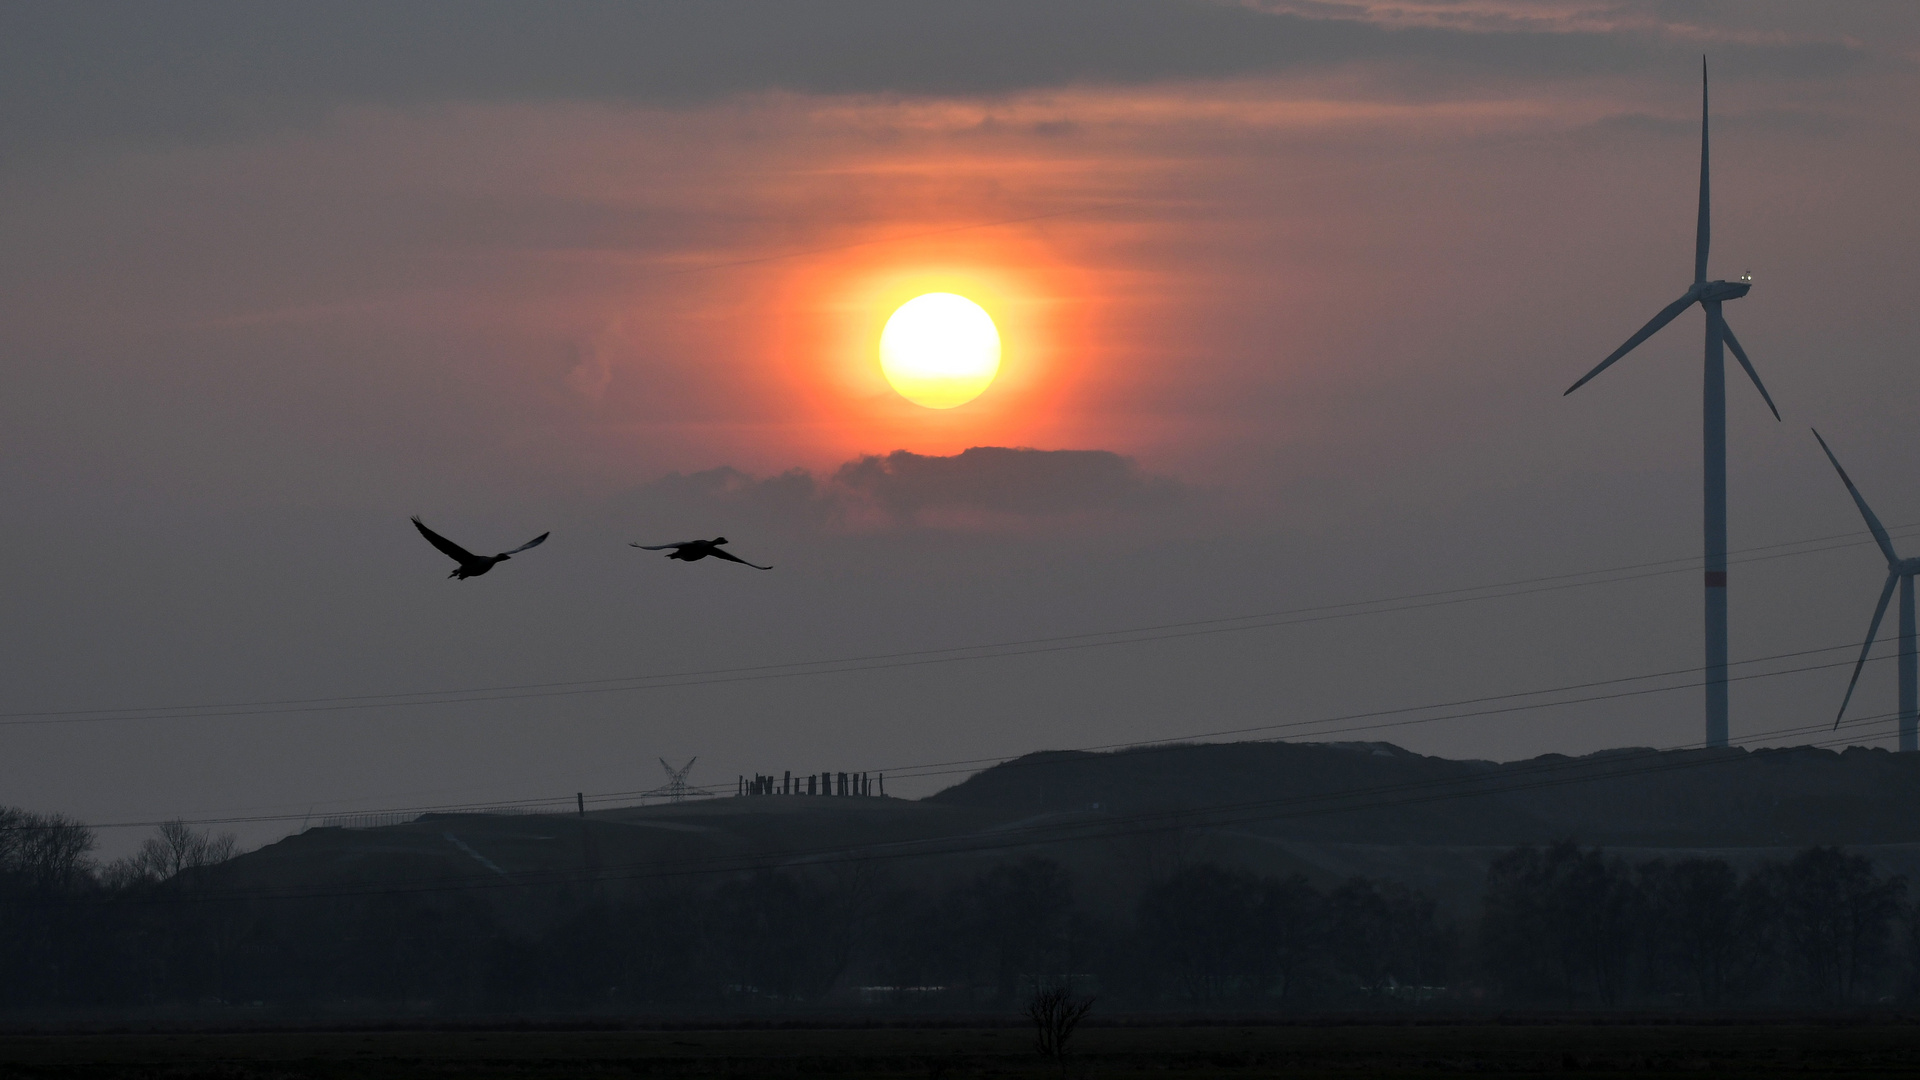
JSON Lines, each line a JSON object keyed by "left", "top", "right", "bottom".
{"left": 1814, "top": 431, "right": 1919, "bottom": 752}
{"left": 1564, "top": 60, "right": 1780, "bottom": 748}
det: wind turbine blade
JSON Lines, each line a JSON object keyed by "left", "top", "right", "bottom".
{"left": 1836, "top": 571, "right": 1900, "bottom": 727}
{"left": 1564, "top": 291, "right": 1697, "bottom": 395}
{"left": 1812, "top": 429, "right": 1900, "bottom": 564}
{"left": 1696, "top": 57, "right": 1710, "bottom": 285}
{"left": 1720, "top": 321, "right": 1779, "bottom": 421}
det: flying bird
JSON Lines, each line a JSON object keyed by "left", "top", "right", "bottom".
{"left": 630, "top": 537, "right": 772, "bottom": 570}
{"left": 412, "top": 516, "right": 549, "bottom": 579}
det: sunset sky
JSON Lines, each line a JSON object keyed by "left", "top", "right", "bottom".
{"left": 5, "top": 1, "right": 1920, "bottom": 854}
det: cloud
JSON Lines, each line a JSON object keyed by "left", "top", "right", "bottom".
{"left": 8, "top": 0, "right": 1839, "bottom": 153}
{"left": 640, "top": 464, "right": 830, "bottom": 522}
{"left": 560, "top": 338, "right": 615, "bottom": 403}
{"left": 833, "top": 447, "right": 1184, "bottom": 520}
{"left": 633, "top": 447, "right": 1188, "bottom": 532}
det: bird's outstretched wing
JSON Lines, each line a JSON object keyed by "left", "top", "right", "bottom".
{"left": 501, "top": 532, "right": 549, "bottom": 556}
{"left": 631, "top": 541, "right": 696, "bottom": 550}
{"left": 708, "top": 548, "right": 772, "bottom": 570}
{"left": 412, "top": 517, "right": 478, "bottom": 563}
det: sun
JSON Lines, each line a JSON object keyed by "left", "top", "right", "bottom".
{"left": 878, "top": 293, "right": 1001, "bottom": 409}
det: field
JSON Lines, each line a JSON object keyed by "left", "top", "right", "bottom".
{"left": 3, "top": 1019, "right": 1919, "bottom": 1079}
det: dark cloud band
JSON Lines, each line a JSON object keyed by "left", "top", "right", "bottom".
{"left": 2, "top": 1, "right": 1859, "bottom": 152}
{"left": 637, "top": 446, "right": 1185, "bottom": 529}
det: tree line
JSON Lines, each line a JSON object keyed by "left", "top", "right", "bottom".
{"left": 2, "top": 807, "right": 1914, "bottom": 1014}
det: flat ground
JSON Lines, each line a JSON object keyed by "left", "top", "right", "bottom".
{"left": 3, "top": 1020, "right": 1918, "bottom": 1078}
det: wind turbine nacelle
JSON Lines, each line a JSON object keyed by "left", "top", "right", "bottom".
{"left": 1698, "top": 280, "right": 1751, "bottom": 302}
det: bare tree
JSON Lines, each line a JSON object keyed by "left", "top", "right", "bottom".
{"left": 0, "top": 808, "right": 96, "bottom": 892}
{"left": 814, "top": 858, "right": 886, "bottom": 998}
{"left": 1137, "top": 863, "right": 1268, "bottom": 1002}
{"left": 1025, "top": 981, "right": 1094, "bottom": 1075}
{"left": 0, "top": 806, "right": 23, "bottom": 870}
{"left": 1757, "top": 846, "right": 1907, "bottom": 1005}
{"left": 126, "top": 821, "right": 240, "bottom": 883}
{"left": 1120, "top": 818, "right": 1209, "bottom": 891}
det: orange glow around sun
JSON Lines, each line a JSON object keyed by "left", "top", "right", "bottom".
{"left": 750, "top": 210, "right": 1109, "bottom": 463}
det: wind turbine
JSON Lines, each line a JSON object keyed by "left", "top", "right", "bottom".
{"left": 1563, "top": 59, "right": 1780, "bottom": 749}
{"left": 1813, "top": 430, "right": 1918, "bottom": 752}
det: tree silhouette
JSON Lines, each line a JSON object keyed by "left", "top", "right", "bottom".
{"left": 1025, "top": 980, "right": 1094, "bottom": 1075}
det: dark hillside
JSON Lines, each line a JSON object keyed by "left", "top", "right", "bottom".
{"left": 215, "top": 793, "right": 1003, "bottom": 898}
{"left": 9, "top": 741, "right": 1920, "bottom": 1018}
{"left": 193, "top": 740, "right": 1920, "bottom": 922}
{"left": 191, "top": 740, "right": 1920, "bottom": 918}
{"left": 925, "top": 741, "right": 1920, "bottom": 847}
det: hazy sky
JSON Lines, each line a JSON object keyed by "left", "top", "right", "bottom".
{"left": 5, "top": 1, "right": 1920, "bottom": 856}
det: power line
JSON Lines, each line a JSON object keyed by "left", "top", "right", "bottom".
{"left": 872, "top": 639, "right": 1879, "bottom": 782}
{"left": 23, "top": 634, "right": 1897, "bottom": 835}
{"left": 879, "top": 648, "right": 1892, "bottom": 784}
{"left": 2, "top": 520, "right": 1908, "bottom": 730}
{"left": 35, "top": 708, "right": 1900, "bottom": 908}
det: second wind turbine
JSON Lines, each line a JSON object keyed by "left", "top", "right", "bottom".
{"left": 1564, "top": 60, "right": 1781, "bottom": 749}
{"left": 1813, "top": 430, "right": 1919, "bottom": 753}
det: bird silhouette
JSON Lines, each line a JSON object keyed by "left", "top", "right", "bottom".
{"left": 630, "top": 537, "right": 771, "bottom": 570}
{"left": 412, "top": 517, "right": 549, "bottom": 579}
